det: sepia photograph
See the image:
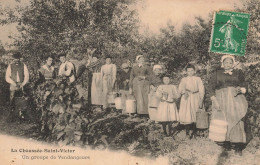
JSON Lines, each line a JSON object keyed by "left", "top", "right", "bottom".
{"left": 0, "top": 0, "right": 259, "bottom": 164}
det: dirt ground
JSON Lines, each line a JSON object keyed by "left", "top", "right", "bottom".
{"left": 0, "top": 105, "right": 259, "bottom": 165}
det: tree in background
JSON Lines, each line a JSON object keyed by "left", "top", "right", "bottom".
{"left": 237, "top": 0, "right": 260, "bottom": 62}
{"left": 0, "top": 41, "right": 6, "bottom": 56}
{"left": 138, "top": 17, "right": 214, "bottom": 73}
{"left": 1, "top": 0, "right": 139, "bottom": 75}
{"left": 0, "top": 0, "right": 259, "bottom": 74}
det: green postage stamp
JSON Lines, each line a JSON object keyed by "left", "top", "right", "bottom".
{"left": 209, "top": 10, "right": 250, "bottom": 56}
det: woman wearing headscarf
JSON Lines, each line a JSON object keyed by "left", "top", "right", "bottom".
{"left": 129, "top": 55, "right": 153, "bottom": 116}
{"left": 209, "top": 55, "right": 248, "bottom": 156}
{"left": 148, "top": 65, "right": 163, "bottom": 120}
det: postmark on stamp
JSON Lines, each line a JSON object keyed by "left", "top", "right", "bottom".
{"left": 209, "top": 10, "right": 250, "bottom": 56}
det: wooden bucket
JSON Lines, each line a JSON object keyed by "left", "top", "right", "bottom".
{"left": 196, "top": 110, "right": 209, "bottom": 129}
{"left": 209, "top": 119, "right": 228, "bottom": 142}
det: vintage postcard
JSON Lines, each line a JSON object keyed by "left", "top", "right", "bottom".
{"left": 0, "top": 0, "right": 259, "bottom": 165}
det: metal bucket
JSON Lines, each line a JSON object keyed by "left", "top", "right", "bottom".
{"left": 107, "top": 92, "right": 117, "bottom": 104}
{"left": 125, "top": 99, "right": 136, "bottom": 113}
{"left": 115, "top": 97, "right": 123, "bottom": 109}
{"left": 196, "top": 111, "right": 209, "bottom": 129}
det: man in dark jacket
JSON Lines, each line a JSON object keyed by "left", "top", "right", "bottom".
{"left": 5, "top": 52, "right": 29, "bottom": 104}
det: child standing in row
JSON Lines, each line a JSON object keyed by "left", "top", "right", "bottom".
{"left": 155, "top": 74, "right": 180, "bottom": 136}
{"left": 179, "top": 64, "right": 205, "bottom": 139}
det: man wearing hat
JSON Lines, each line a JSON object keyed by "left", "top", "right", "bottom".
{"left": 5, "top": 52, "right": 29, "bottom": 104}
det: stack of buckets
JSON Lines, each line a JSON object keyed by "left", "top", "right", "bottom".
{"left": 208, "top": 110, "right": 228, "bottom": 142}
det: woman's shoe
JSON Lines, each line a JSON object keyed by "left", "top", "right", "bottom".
{"left": 224, "top": 147, "right": 231, "bottom": 151}
{"left": 234, "top": 143, "right": 244, "bottom": 156}
{"left": 185, "top": 129, "right": 189, "bottom": 136}
{"left": 223, "top": 141, "right": 232, "bottom": 151}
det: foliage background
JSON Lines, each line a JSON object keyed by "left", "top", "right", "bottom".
{"left": 0, "top": 0, "right": 259, "bottom": 156}
{"left": 0, "top": 0, "right": 259, "bottom": 71}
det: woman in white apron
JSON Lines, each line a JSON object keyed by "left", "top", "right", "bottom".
{"left": 148, "top": 65, "right": 163, "bottom": 120}
{"left": 100, "top": 56, "right": 117, "bottom": 109}
{"left": 179, "top": 64, "right": 205, "bottom": 139}
{"left": 209, "top": 55, "right": 248, "bottom": 156}
{"left": 129, "top": 55, "right": 152, "bottom": 116}
{"left": 90, "top": 57, "right": 103, "bottom": 106}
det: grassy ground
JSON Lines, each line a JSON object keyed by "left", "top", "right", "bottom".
{"left": 0, "top": 104, "right": 259, "bottom": 165}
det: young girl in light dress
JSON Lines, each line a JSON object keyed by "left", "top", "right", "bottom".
{"left": 100, "top": 56, "right": 117, "bottom": 109}
{"left": 155, "top": 74, "right": 180, "bottom": 136}
{"left": 179, "top": 64, "right": 205, "bottom": 139}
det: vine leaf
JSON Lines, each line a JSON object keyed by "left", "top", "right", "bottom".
{"left": 57, "top": 132, "right": 65, "bottom": 140}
